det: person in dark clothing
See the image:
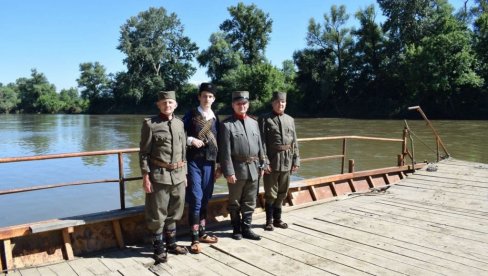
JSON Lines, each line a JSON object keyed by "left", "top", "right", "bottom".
{"left": 183, "top": 83, "right": 221, "bottom": 253}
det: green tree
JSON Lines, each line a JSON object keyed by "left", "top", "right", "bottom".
{"left": 304, "top": 4, "right": 354, "bottom": 114}
{"left": 198, "top": 32, "right": 243, "bottom": 81}
{"left": 16, "top": 69, "right": 59, "bottom": 113}
{"left": 350, "top": 5, "right": 391, "bottom": 117}
{"left": 221, "top": 63, "right": 286, "bottom": 112}
{"left": 0, "top": 83, "right": 20, "bottom": 114}
{"left": 220, "top": 2, "right": 272, "bottom": 65}
{"left": 59, "top": 87, "right": 86, "bottom": 113}
{"left": 77, "top": 62, "right": 111, "bottom": 101}
{"left": 117, "top": 7, "right": 198, "bottom": 104}
{"left": 473, "top": 0, "right": 488, "bottom": 82}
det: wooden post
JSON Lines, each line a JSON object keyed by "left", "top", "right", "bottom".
{"left": 397, "top": 154, "right": 403, "bottom": 166}
{"left": 3, "top": 239, "right": 14, "bottom": 270}
{"left": 436, "top": 138, "right": 440, "bottom": 162}
{"left": 348, "top": 159, "right": 355, "bottom": 173}
{"left": 402, "top": 127, "right": 408, "bottom": 166}
{"left": 341, "top": 138, "right": 347, "bottom": 174}
{"left": 118, "top": 152, "right": 125, "bottom": 210}
{"left": 112, "top": 220, "right": 125, "bottom": 249}
{"left": 62, "top": 228, "right": 74, "bottom": 260}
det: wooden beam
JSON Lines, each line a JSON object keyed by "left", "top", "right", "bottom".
{"left": 308, "top": 186, "right": 317, "bottom": 201}
{"left": 62, "top": 228, "right": 74, "bottom": 260}
{"left": 3, "top": 239, "right": 13, "bottom": 270}
{"left": 112, "top": 220, "right": 124, "bottom": 249}
{"left": 366, "top": 176, "right": 374, "bottom": 188}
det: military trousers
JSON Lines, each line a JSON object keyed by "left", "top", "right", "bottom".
{"left": 227, "top": 179, "right": 258, "bottom": 214}
{"left": 185, "top": 158, "right": 215, "bottom": 223}
{"left": 145, "top": 181, "right": 185, "bottom": 234}
{"left": 263, "top": 171, "right": 290, "bottom": 208}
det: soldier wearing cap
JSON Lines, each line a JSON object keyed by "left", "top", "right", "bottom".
{"left": 219, "top": 91, "right": 268, "bottom": 241}
{"left": 183, "top": 83, "right": 221, "bottom": 254}
{"left": 259, "top": 91, "right": 300, "bottom": 231}
{"left": 139, "top": 91, "right": 189, "bottom": 263}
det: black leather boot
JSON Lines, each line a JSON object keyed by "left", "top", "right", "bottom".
{"left": 229, "top": 210, "right": 242, "bottom": 240}
{"left": 273, "top": 208, "right": 288, "bottom": 229}
{"left": 152, "top": 233, "right": 167, "bottom": 263}
{"left": 229, "top": 211, "right": 242, "bottom": 240}
{"left": 264, "top": 203, "right": 274, "bottom": 231}
{"left": 241, "top": 212, "right": 261, "bottom": 240}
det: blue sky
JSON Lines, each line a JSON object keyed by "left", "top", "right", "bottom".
{"left": 0, "top": 0, "right": 467, "bottom": 91}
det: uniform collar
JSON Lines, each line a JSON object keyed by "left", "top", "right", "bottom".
{"left": 159, "top": 113, "right": 172, "bottom": 121}
{"left": 234, "top": 113, "right": 247, "bottom": 120}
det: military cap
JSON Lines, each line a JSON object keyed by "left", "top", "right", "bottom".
{"left": 199, "top": 83, "right": 216, "bottom": 95}
{"left": 158, "top": 91, "right": 176, "bottom": 101}
{"left": 272, "top": 91, "right": 287, "bottom": 101}
{"left": 232, "top": 91, "right": 249, "bottom": 102}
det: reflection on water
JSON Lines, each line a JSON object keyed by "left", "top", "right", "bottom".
{"left": 0, "top": 114, "right": 486, "bottom": 227}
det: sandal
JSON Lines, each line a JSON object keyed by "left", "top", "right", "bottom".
{"left": 273, "top": 220, "right": 288, "bottom": 229}
{"left": 190, "top": 241, "right": 202, "bottom": 254}
{"left": 199, "top": 234, "right": 218, "bottom": 243}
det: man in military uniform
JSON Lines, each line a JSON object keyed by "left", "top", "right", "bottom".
{"left": 139, "top": 91, "right": 189, "bottom": 263}
{"left": 183, "top": 83, "right": 221, "bottom": 254}
{"left": 259, "top": 91, "right": 300, "bottom": 231}
{"left": 219, "top": 91, "right": 267, "bottom": 241}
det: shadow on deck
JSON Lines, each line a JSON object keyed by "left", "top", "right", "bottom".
{"left": 5, "top": 158, "right": 488, "bottom": 275}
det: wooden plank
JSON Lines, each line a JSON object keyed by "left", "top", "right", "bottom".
{"left": 112, "top": 220, "right": 125, "bottom": 248}
{"left": 3, "top": 239, "right": 13, "bottom": 270}
{"left": 202, "top": 244, "right": 273, "bottom": 275}
{"left": 13, "top": 267, "right": 41, "bottom": 276}
{"left": 314, "top": 212, "right": 488, "bottom": 264}
{"left": 257, "top": 229, "right": 405, "bottom": 275}
{"left": 36, "top": 262, "right": 77, "bottom": 276}
{"left": 97, "top": 250, "right": 140, "bottom": 271}
{"left": 211, "top": 235, "right": 330, "bottom": 275}
{"left": 290, "top": 215, "right": 487, "bottom": 275}
{"left": 62, "top": 228, "right": 74, "bottom": 260}
{"left": 267, "top": 224, "right": 446, "bottom": 275}
{"left": 118, "top": 263, "right": 155, "bottom": 276}
{"left": 188, "top": 248, "right": 246, "bottom": 275}
{"left": 67, "top": 258, "right": 111, "bottom": 275}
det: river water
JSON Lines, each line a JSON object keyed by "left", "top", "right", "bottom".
{"left": 0, "top": 114, "right": 486, "bottom": 227}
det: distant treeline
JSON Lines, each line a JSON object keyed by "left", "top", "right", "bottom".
{"left": 1, "top": 1, "right": 488, "bottom": 119}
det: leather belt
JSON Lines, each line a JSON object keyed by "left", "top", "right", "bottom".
{"left": 273, "top": 144, "right": 292, "bottom": 151}
{"left": 233, "top": 156, "right": 259, "bottom": 164}
{"left": 150, "top": 158, "right": 186, "bottom": 170}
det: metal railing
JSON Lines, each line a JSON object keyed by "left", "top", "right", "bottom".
{"left": 408, "top": 106, "right": 450, "bottom": 162}
{"left": 0, "top": 134, "right": 410, "bottom": 211}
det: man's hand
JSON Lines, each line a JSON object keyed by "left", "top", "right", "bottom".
{"left": 215, "top": 166, "right": 223, "bottom": 180}
{"left": 191, "top": 138, "right": 205, "bottom": 148}
{"left": 264, "top": 165, "right": 272, "bottom": 175}
{"left": 291, "top": 165, "right": 299, "bottom": 173}
{"left": 226, "top": 174, "right": 237, "bottom": 184}
{"left": 142, "top": 174, "right": 153, "bottom": 193}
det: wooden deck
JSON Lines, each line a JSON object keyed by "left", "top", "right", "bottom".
{"left": 4, "top": 158, "right": 488, "bottom": 275}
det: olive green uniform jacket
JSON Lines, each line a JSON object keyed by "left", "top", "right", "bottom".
{"left": 259, "top": 113, "right": 300, "bottom": 172}
{"left": 139, "top": 115, "right": 187, "bottom": 184}
{"left": 219, "top": 115, "right": 267, "bottom": 181}
{"left": 139, "top": 115, "right": 187, "bottom": 233}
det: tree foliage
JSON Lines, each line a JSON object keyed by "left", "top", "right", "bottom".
{"left": 117, "top": 7, "right": 198, "bottom": 105}
{"left": 220, "top": 3, "right": 273, "bottom": 65}
{"left": 0, "top": 83, "right": 20, "bottom": 114}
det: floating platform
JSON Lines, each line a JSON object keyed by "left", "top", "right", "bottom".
{"left": 3, "top": 158, "right": 487, "bottom": 275}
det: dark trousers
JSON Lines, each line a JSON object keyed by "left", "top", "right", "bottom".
{"left": 186, "top": 159, "right": 215, "bottom": 224}
{"left": 227, "top": 179, "right": 258, "bottom": 214}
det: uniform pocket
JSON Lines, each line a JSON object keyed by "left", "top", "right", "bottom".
{"left": 153, "top": 133, "right": 168, "bottom": 145}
